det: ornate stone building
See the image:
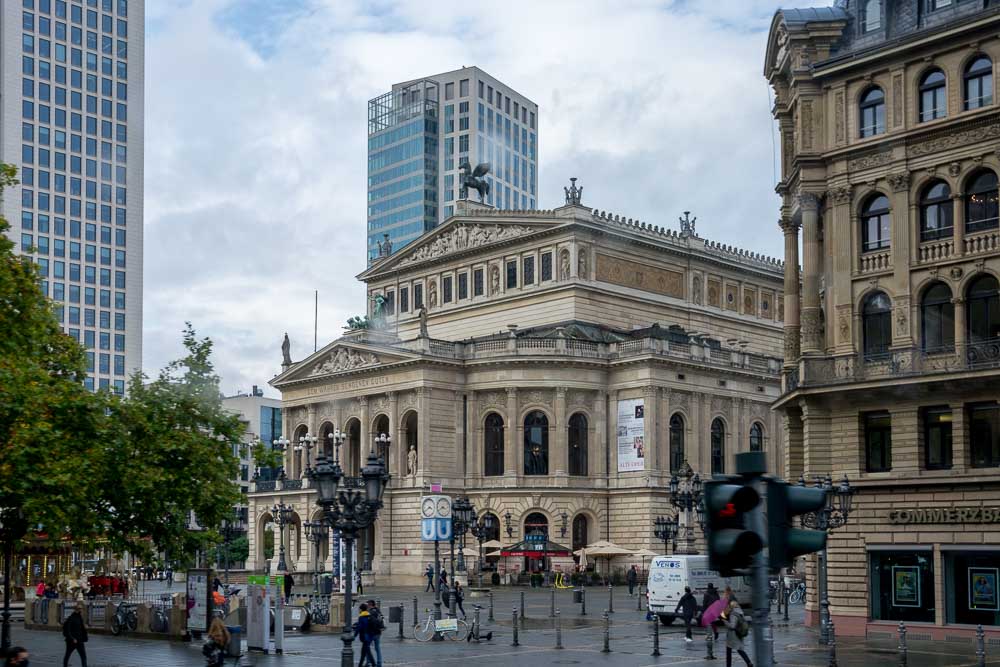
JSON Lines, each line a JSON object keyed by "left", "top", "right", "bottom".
{"left": 247, "top": 195, "right": 785, "bottom": 584}
{"left": 766, "top": 0, "right": 1000, "bottom": 640}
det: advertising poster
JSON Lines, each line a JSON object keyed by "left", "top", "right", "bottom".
{"left": 186, "top": 569, "right": 210, "bottom": 633}
{"left": 969, "top": 567, "right": 999, "bottom": 611}
{"left": 617, "top": 398, "right": 645, "bottom": 472}
{"left": 891, "top": 565, "right": 921, "bottom": 608}
{"left": 338, "top": 538, "right": 358, "bottom": 594}
{"left": 246, "top": 576, "right": 270, "bottom": 651}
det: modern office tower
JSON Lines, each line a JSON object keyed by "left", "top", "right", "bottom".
{"left": 2, "top": 0, "right": 144, "bottom": 393}
{"left": 367, "top": 66, "right": 538, "bottom": 261}
{"left": 222, "top": 387, "right": 282, "bottom": 527}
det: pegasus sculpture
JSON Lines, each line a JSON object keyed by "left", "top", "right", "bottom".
{"left": 459, "top": 161, "right": 491, "bottom": 203}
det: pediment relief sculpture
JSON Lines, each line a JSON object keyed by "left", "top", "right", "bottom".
{"left": 308, "top": 348, "right": 381, "bottom": 376}
{"left": 399, "top": 224, "right": 535, "bottom": 266}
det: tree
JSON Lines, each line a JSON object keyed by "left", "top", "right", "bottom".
{"left": 215, "top": 534, "right": 250, "bottom": 568}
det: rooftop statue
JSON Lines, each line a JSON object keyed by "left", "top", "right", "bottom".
{"left": 281, "top": 332, "right": 292, "bottom": 366}
{"left": 564, "top": 177, "right": 583, "bottom": 205}
{"left": 459, "top": 160, "right": 491, "bottom": 203}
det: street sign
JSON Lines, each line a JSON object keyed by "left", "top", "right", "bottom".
{"left": 421, "top": 517, "right": 453, "bottom": 542}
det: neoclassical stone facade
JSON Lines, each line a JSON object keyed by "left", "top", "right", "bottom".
{"left": 766, "top": 0, "right": 1000, "bottom": 640}
{"left": 247, "top": 197, "right": 785, "bottom": 584}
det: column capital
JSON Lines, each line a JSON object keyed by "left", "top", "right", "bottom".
{"left": 358, "top": 395, "right": 369, "bottom": 407}
{"left": 887, "top": 171, "right": 912, "bottom": 192}
{"left": 386, "top": 391, "right": 397, "bottom": 402}
{"left": 779, "top": 218, "right": 801, "bottom": 235}
{"left": 826, "top": 186, "right": 852, "bottom": 205}
{"left": 797, "top": 191, "right": 822, "bottom": 212}
{"left": 506, "top": 387, "right": 518, "bottom": 398}
{"left": 643, "top": 385, "right": 659, "bottom": 398}
{"left": 555, "top": 387, "right": 568, "bottom": 399}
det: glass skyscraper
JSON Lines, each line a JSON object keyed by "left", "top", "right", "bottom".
{"left": 367, "top": 66, "right": 538, "bottom": 262}
{"left": 2, "top": 0, "right": 144, "bottom": 393}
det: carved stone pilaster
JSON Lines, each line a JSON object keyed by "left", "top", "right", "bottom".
{"left": 797, "top": 191, "right": 821, "bottom": 212}
{"left": 784, "top": 326, "right": 801, "bottom": 364}
{"left": 887, "top": 172, "right": 912, "bottom": 192}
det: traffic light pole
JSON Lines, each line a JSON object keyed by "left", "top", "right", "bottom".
{"left": 737, "top": 453, "right": 773, "bottom": 667}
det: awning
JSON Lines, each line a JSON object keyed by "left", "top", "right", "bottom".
{"left": 500, "top": 537, "right": 572, "bottom": 559}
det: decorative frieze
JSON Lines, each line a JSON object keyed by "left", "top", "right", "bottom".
{"left": 595, "top": 253, "right": 684, "bottom": 299}
{"left": 399, "top": 224, "right": 536, "bottom": 266}
{"left": 908, "top": 122, "right": 1000, "bottom": 157}
{"left": 309, "top": 349, "right": 381, "bottom": 376}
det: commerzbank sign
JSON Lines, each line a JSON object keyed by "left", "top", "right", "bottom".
{"left": 888, "top": 507, "right": 1000, "bottom": 524}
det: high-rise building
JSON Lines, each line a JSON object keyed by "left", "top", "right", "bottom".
{"left": 2, "top": 0, "right": 144, "bottom": 393}
{"left": 222, "top": 387, "right": 282, "bottom": 525}
{"left": 367, "top": 66, "right": 538, "bottom": 261}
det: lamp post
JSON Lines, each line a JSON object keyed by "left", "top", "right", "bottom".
{"left": 272, "top": 437, "right": 291, "bottom": 483}
{"left": 504, "top": 511, "right": 513, "bottom": 539}
{"left": 304, "top": 520, "right": 330, "bottom": 593}
{"left": 669, "top": 461, "right": 705, "bottom": 554}
{"left": 220, "top": 514, "right": 245, "bottom": 586}
{"left": 452, "top": 496, "right": 475, "bottom": 575}
{"left": 469, "top": 512, "right": 496, "bottom": 588}
{"left": 652, "top": 514, "right": 679, "bottom": 554}
{"left": 271, "top": 502, "right": 294, "bottom": 574}
{"left": 309, "top": 424, "right": 390, "bottom": 667}
{"left": 295, "top": 434, "right": 318, "bottom": 475}
{"left": 559, "top": 511, "right": 569, "bottom": 539}
{"left": 0, "top": 507, "right": 27, "bottom": 654}
{"left": 799, "top": 474, "right": 854, "bottom": 646}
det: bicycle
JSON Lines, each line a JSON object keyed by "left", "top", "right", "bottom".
{"left": 150, "top": 604, "right": 170, "bottom": 633}
{"left": 304, "top": 597, "right": 330, "bottom": 626}
{"left": 788, "top": 581, "right": 806, "bottom": 605}
{"left": 110, "top": 602, "right": 138, "bottom": 636}
{"left": 413, "top": 607, "right": 469, "bottom": 641}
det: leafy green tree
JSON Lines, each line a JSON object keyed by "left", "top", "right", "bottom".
{"left": 215, "top": 534, "right": 250, "bottom": 568}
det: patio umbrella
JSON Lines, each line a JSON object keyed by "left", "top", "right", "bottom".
{"left": 583, "top": 543, "right": 635, "bottom": 580}
{"left": 701, "top": 598, "right": 728, "bottom": 627}
{"left": 482, "top": 540, "right": 503, "bottom": 550}
{"left": 632, "top": 548, "right": 658, "bottom": 582}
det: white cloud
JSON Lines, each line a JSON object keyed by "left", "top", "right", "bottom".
{"left": 144, "top": 0, "right": 800, "bottom": 395}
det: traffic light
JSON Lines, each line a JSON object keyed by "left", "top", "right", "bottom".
{"left": 703, "top": 478, "right": 763, "bottom": 576}
{"left": 767, "top": 479, "right": 828, "bottom": 570}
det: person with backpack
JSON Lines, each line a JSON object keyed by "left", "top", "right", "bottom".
{"left": 723, "top": 599, "right": 753, "bottom": 667}
{"left": 453, "top": 581, "right": 466, "bottom": 619}
{"left": 424, "top": 564, "right": 435, "bottom": 592}
{"left": 674, "top": 586, "right": 698, "bottom": 642}
{"left": 366, "top": 599, "right": 384, "bottom": 667}
{"left": 62, "top": 602, "right": 88, "bottom": 667}
{"left": 353, "top": 603, "right": 376, "bottom": 667}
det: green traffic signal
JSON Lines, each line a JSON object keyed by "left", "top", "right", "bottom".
{"left": 767, "top": 480, "right": 828, "bottom": 570}
{"left": 704, "top": 479, "right": 763, "bottom": 576}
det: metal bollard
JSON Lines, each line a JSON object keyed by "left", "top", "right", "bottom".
{"left": 412, "top": 596, "right": 418, "bottom": 630}
{"left": 827, "top": 619, "right": 838, "bottom": 667}
{"left": 512, "top": 608, "right": 519, "bottom": 647}
{"left": 977, "top": 624, "right": 986, "bottom": 667}
{"left": 651, "top": 616, "right": 661, "bottom": 657}
{"left": 706, "top": 629, "right": 716, "bottom": 660}
{"left": 602, "top": 610, "right": 611, "bottom": 653}
{"left": 608, "top": 583, "right": 614, "bottom": 614}
{"left": 550, "top": 586, "right": 555, "bottom": 618}
{"left": 897, "top": 620, "right": 907, "bottom": 667}
{"left": 488, "top": 591, "right": 495, "bottom": 622}
{"left": 637, "top": 584, "right": 642, "bottom": 611}
{"left": 555, "top": 609, "right": 563, "bottom": 649}
{"left": 581, "top": 586, "right": 587, "bottom": 615}
{"left": 783, "top": 585, "right": 790, "bottom": 622}
{"left": 473, "top": 605, "right": 481, "bottom": 643}
{"left": 520, "top": 590, "right": 526, "bottom": 622}
{"left": 398, "top": 602, "right": 405, "bottom": 640}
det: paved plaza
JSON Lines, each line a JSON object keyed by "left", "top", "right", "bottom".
{"left": 6, "top": 584, "right": 997, "bottom": 666}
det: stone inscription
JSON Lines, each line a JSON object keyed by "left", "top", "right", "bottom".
{"left": 596, "top": 253, "right": 684, "bottom": 299}
{"left": 284, "top": 375, "right": 391, "bottom": 401}
{"left": 888, "top": 507, "right": 1000, "bottom": 524}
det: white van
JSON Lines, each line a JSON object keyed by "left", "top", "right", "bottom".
{"left": 646, "top": 554, "right": 749, "bottom": 625}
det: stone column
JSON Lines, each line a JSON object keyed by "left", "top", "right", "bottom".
{"left": 359, "top": 396, "right": 370, "bottom": 473}
{"left": 388, "top": 392, "right": 399, "bottom": 477}
{"left": 417, "top": 388, "right": 430, "bottom": 477}
{"left": 505, "top": 388, "right": 518, "bottom": 477}
{"left": 780, "top": 218, "right": 802, "bottom": 366}
{"left": 608, "top": 390, "right": 619, "bottom": 478}
{"left": 554, "top": 387, "right": 568, "bottom": 477}
{"left": 305, "top": 405, "right": 317, "bottom": 478}
{"left": 953, "top": 297, "right": 967, "bottom": 350}
{"left": 952, "top": 192, "right": 965, "bottom": 257}
{"left": 595, "top": 391, "right": 608, "bottom": 484}
{"left": 799, "top": 192, "right": 823, "bottom": 355}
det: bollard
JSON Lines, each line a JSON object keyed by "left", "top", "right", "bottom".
{"left": 581, "top": 586, "right": 587, "bottom": 616}
{"left": 977, "top": 624, "right": 986, "bottom": 667}
{"left": 897, "top": 620, "right": 907, "bottom": 667}
{"left": 783, "top": 585, "right": 790, "bottom": 622}
{"left": 706, "top": 629, "right": 716, "bottom": 660}
{"left": 520, "top": 591, "right": 526, "bottom": 622}
{"left": 412, "top": 596, "right": 418, "bottom": 630}
{"left": 398, "top": 602, "right": 405, "bottom": 640}
{"left": 512, "top": 608, "right": 519, "bottom": 647}
{"left": 637, "top": 584, "right": 642, "bottom": 611}
{"left": 550, "top": 586, "right": 555, "bottom": 618}
{"left": 651, "top": 616, "right": 661, "bottom": 657}
{"left": 608, "top": 583, "right": 614, "bottom": 614}
{"left": 473, "top": 605, "right": 482, "bottom": 643}
{"left": 488, "top": 591, "right": 495, "bottom": 622}
{"left": 555, "top": 609, "right": 563, "bottom": 649}
{"left": 602, "top": 610, "right": 611, "bottom": 653}
{"left": 827, "top": 619, "right": 838, "bottom": 667}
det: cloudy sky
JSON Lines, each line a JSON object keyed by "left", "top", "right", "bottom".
{"left": 144, "top": 0, "right": 801, "bottom": 396}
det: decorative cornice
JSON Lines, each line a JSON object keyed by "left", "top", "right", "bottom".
{"left": 797, "top": 191, "right": 821, "bottom": 211}
{"left": 887, "top": 172, "right": 911, "bottom": 192}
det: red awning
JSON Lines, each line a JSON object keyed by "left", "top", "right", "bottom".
{"left": 500, "top": 537, "right": 572, "bottom": 558}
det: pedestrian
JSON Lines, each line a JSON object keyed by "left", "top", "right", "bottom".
{"left": 723, "top": 600, "right": 753, "bottom": 667}
{"left": 284, "top": 572, "right": 294, "bottom": 602}
{"left": 166, "top": 567, "right": 173, "bottom": 587}
{"left": 453, "top": 581, "right": 466, "bottom": 619}
{"left": 205, "top": 617, "right": 230, "bottom": 667}
{"left": 356, "top": 569, "right": 364, "bottom": 596}
{"left": 724, "top": 585, "right": 735, "bottom": 602}
{"left": 675, "top": 586, "right": 698, "bottom": 642}
{"left": 701, "top": 583, "right": 721, "bottom": 640}
{"left": 354, "top": 603, "right": 376, "bottom": 667}
{"left": 440, "top": 576, "right": 451, "bottom": 610}
{"left": 626, "top": 565, "right": 638, "bottom": 596}
{"left": 3, "top": 646, "right": 29, "bottom": 667}
{"left": 425, "top": 564, "right": 435, "bottom": 592}
{"left": 212, "top": 574, "right": 222, "bottom": 592}
{"left": 366, "top": 599, "right": 385, "bottom": 667}
{"left": 62, "top": 602, "right": 88, "bottom": 667}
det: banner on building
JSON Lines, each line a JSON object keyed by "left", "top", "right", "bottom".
{"left": 969, "top": 567, "right": 999, "bottom": 611}
{"left": 616, "top": 398, "right": 645, "bottom": 472}
{"left": 891, "top": 565, "right": 921, "bottom": 608}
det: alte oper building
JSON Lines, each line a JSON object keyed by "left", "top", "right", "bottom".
{"left": 247, "top": 193, "right": 786, "bottom": 584}
{"left": 766, "top": 0, "right": 1000, "bottom": 640}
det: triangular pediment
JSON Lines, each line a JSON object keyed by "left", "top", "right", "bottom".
{"left": 272, "top": 339, "right": 420, "bottom": 386}
{"left": 358, "top": 215, "right": 565, "bottom": 279}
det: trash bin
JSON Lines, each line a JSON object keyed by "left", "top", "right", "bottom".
{"left": 320, "top": 575, "right": 333, "bottom": 595}
{"left": 226, "top": 626, "right": 241, "bottom": 657}
{"left": 573, "top": 589, "right": 583, "bottom": 603}
{"left": 388, "top": 605, "right": 402, "bottom": 623}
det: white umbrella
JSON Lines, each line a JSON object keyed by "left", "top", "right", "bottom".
{"left": 482, "top": 539, "right": 503, "bottom": 550}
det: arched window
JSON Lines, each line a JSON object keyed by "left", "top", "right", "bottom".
{"left": 967, "top": 275, "right": 1000, "bottom": 344}
{"left": 568, "top": 413, "right": 588, "bottom": 476}
{"left": 345, "top": 419, "right": 361, "bottom": 477}
{"left": 669, "top": 414, "right": 685, "bottom": 473}
{"left": 523, "top": 411, "right": 549, "bottom": 475}
{"left": 572, "top": 514, "right": 588, "bottom": 554}
{"left": 293, "top": 424, "right": 308, "bottom": 477}
{"left": 480, "top": 512, "right": 501, "bottom": 542}
{"left": 861, "top": 194, "right": 891, "bottom": 251}
{"left": 863, "top": 291, "right": 893, "bottom": 358}
{"left": 711, "top": 418, "right": 725, "bottom": 475}
{"left": 921, "top": 282, "right": 954, "bottom": 352}
{"left": 965, "top": 170, "right": 999, "bottom": 234}
{"left": 484, "top": 413, "right": 504, "bottom": 477}
{"left": 964, "top": 56, "right": 993, "bottom": 110}
{"left": 372, "top": 414, "right": 389, "bottom": 461}
{"left": 402, "top": 411, "right": 418, "bottom": 475}
{"left": 859, "top": 87, "right": 885, "bottom": 137}
{"left": 920, "top": 180, "right": 953, "bottom": 241}
{"left": 749, "top": 422, "right": 764, "bottom": 453}
{"left": 319, "top": 421, "right": 336, "bottom": 460}
{"left": 862, "top": 0, "right": 882, "bottom": 32}
{"left": 919, "top": 69, "right": 946, "bottom": 122}
{"left": 524, "top": 512, "right": 548, "bottom": 538}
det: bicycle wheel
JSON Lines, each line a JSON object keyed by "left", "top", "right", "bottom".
{"left": 111, "top": 614, "right": 123, "bottom": 636}
{"left": 789, "top": 589, "right": 803, "bottom": 605}
{"left": 447, "top": 620, "right": 470, "bottom": 641}
{"left": 126, "top": 610, "right": 138, "bottom": 632}
{"left": 413, "top": 621, "right": 434, "bottom": 642}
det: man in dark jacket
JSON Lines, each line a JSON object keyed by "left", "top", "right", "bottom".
{"left": 283, "top": 572, "right": 294, "bottom": 602}
{"left": 354, "top": 603, "right": 376, "bottom": 667}
{"left": 425, "top": 564, "right": 434, "bottom": 592}
{"left": 626, "top": 565, "right": 638, "bottom": 596}
{"left": 62, "top": 602, "right": 88, "bottom": 666}
{"left": 675, "top": 586, "right": 698, "bottom": 641}
{"left": 366, "top": 600, "right": 384, "bottom": 667}
{"left": 702, "top": 583, "right": 721, "bottom": 640}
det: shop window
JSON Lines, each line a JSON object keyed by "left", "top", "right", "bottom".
{"left": 869, "top": 550, "right": 936, "bottom": 623}
{"left": 864, "top": 411, "right": 892, "bottom": 472}
{"left": 863, "top": 291, "right": 893, "bottom": 359}
{"left": 921, "top": 282, "right": 954, "bottom": 352}
{"left": 922, "top": 406, "right": 953, "bottom": 470}
{"left": 969, "top": 402, "right": 1000, "bottom": 468}
{"left": 945, "top": 551, "right": 1000, "bottom": 626}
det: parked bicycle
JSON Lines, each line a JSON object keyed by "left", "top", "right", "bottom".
{"left": 788, "top": 581, "right": 806, "bottom": 604}
{"left": 304, "top": 597, "right": 330, "bottom": 626}
{"left": 413, "top": 607, "right": 469, "bottom": 641}
{"left": 110, "top": 602, "right": 138, "bottom": 636}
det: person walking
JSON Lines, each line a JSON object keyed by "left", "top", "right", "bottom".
{"left": 675, "top": 586, "right": 698, "bottom": 642}
{"left": 701, "top": 583, "right": 721, "bottom": 640}
{"left": 62, "top": 602, "right": 88, "bottom": 667}
{"left": 354, "top": 603, "right": 377, "bottom": 667}
{"left": 723, "top": 600, "right": 753, "bottom": 667}
{"left": 366, "top": 599, "right": 385, "bottom": 667}
{"left": 166, "top": 567, "right": 173, "bottom": 588}
{"left": 626, "top": 565, "right": 638, "bottom": 597}
{"left": 4, "top": 646, "right": 30, "bottom": 667}
{"left": 355, "top": 569, "right": 364, "bottom": 596}
{"left": 453, "top": 581, "right": 466, "bottom": 619}
{"left": 440, "top": 576, "right": 451, "bottom": 611}
{"left": 424, "top": 564, "right": 435, "bottom": 592}
{"left": 205, "top": 617, "right": 230, "bottom": 667}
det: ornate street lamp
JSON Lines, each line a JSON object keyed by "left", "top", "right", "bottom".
{"left": 469, "top": 511, "right": 496, "bottom": 588}
{"left": 373, "top": 432, "right": 391, "bottom": 463}
{"left": 559, "top": 511, "right": 569, "bottom": 539}
{"left": 0, "top": 507, "right": 27, "bottom": 653}
{"left": 271, "top": 502, "right": 294, "bottom": 574}
{"left": 653, "top": 514, "right": 679, "bottom": 554}
{"left": 303, "top": 520, "right": 330, "bottom": 593}
{"left": 669, "top": 461, "right": 705, "bottom": 554}
{"left": 295, "top": 434, "right": 318, "bottom": 474}
{"left": 309, "top": 429, "right": 390, "bottom": 667}
{"left": 798, "top": 474, "right": 854, "bottom": 646}
{"left": 451, "top": 496, "right": 475, "bottom": 574}
{"left": 503, "top": 511, "right": 513, "bottom": 538}
{"left": 220, "top": 513, "right": 245, "bottom": 586}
